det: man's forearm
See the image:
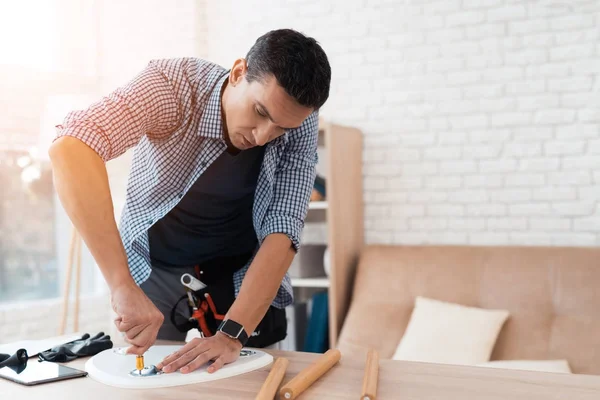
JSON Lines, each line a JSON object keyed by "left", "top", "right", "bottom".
{"left": 49, "top": 137, "right": 133, "bottom": 291}
{"left": 226, "top": 233, "right": 295, "bottom": 335}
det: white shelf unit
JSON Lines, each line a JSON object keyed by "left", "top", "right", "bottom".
{"left": 290, "top": 277, "right": 330, "bottom": 288}
{"left": 308, "top": 201, "right": 328, "bottom": 210}
{"left": 286, "top": 118, "right": 364, "bottom": 350}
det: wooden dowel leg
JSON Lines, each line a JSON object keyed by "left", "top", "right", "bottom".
{"left": 279, "top": 349, "right": 341, "bottom": 400}
{"left": 255, "top": 357, "right": 289, "bottom": 400}
{"left": 361, "top": 349, "right": 379, "bottom": 400}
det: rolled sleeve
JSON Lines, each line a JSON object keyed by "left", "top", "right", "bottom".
{"left": 261, "top": 112, "right": 319, "bottom": 251}
{"left": 54, "top": 59, "right": 183, "bottom": 162}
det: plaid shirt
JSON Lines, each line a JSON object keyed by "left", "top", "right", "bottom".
{"left": 55, "top": 58, "right": 319, "bottom": 308}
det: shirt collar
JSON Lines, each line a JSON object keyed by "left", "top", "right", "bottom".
{"left": 198, "top": 70, "right": 230, "bottom": 140}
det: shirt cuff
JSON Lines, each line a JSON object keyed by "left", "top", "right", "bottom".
{"left": 261, "top": 214, "right": 303, "bottom": 252}
{"left": 54, "top": 121, "right": 113, "bottom": 162}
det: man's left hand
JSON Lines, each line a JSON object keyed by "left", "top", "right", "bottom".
{"left": 156, "top": 333, "right": 242, "bottom": 374}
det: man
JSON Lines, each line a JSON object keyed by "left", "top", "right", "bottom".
{"left": 48, "top": 28, "right": 331, "bottom": 374}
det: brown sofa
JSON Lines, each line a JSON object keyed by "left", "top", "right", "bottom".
{"left": 337, "top": 245, "right": 600, "bottom": 375}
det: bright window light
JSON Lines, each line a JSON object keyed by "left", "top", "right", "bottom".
{"left": 0, "top": 1, "right": 58, "bottom": 71}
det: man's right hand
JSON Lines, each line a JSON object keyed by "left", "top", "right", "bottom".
{"left": 111, "top": 282, "right": 164, "bottom": 355}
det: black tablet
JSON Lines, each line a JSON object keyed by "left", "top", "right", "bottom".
{"left": 0, "top": 361, "right": 88, "bottom": 386}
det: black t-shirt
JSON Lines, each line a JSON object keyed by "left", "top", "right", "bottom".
{"left": 148, "top": 145, "right": 266, "bottom": 267}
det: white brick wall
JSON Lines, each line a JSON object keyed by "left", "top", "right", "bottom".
{"left": 98, "top": 0, "right": 207, "bottom": 91}
{"left": 202, "top": 0, "right": 600, "bottom": 247}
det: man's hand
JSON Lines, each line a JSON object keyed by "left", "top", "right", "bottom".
{"left": 111, "top": 282, "right": 164, "bottom": 355}
{"left": 156, "top": 333, "right": 242, "bottom": 374}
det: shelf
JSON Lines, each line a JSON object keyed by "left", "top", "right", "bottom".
{"left": 308, "top": 201, "right": 328, "bottom": 210}
{"left": 291, "top": 277, "right": 330, "bottom": 288}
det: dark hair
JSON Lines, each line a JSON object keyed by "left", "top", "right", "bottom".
{"left": 245, "top": 29, "right": 331, "bottom": 110}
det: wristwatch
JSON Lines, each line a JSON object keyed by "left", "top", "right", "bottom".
{"left": 217, "top": 319, "right": 249, "bottom": 347}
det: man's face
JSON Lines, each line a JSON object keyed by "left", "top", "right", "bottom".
{"left": 221, "top": 59, "right": 313, "bottom": 151}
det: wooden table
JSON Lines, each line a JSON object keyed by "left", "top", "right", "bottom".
{"left": 2, "top": 344, "right": 600, "bottom": 399}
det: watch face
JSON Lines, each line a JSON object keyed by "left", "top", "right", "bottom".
{"left": 221, "top": 320, "right": 243, "bottom": 338}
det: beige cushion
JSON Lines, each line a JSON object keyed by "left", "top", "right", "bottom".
{"left": 392, "top": 296, "right": 510, "bottom": 365}
{"left": 477, "top": 359, "right": 572, "bottom": 374}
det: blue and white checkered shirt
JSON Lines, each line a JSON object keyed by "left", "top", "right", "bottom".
{"left": 55, "top": 58, "right": 319, "bottom": 308}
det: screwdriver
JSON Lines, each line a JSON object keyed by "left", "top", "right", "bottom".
{"left": 136, "top": 355, "right": 145, "bottom": 373}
